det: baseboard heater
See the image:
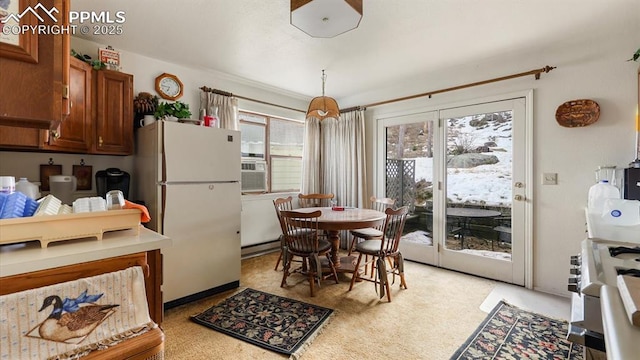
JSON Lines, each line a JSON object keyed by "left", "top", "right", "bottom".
{"left": 164, "top": 281, "right": 239, "bottom": 310}
{"left": 241, "top": 239, "right": 280, "bottom": 259}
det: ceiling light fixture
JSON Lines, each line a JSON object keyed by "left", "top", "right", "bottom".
{"left": 306, "top": 70, "right": 339, "bottom": 120}
{"left": 291, "top": 0, "right": 363, "bottom": 38}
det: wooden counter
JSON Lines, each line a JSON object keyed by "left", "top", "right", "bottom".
{"left": 0, "top": 226, "right": 171, "bottom": 324}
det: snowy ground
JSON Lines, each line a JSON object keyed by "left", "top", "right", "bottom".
{"left": 411, "top": 115, "right": 513, "bottom": 208}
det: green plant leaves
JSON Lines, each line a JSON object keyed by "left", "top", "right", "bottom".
{"left": 154, "top": 101, "right": 192, "bottom": 119}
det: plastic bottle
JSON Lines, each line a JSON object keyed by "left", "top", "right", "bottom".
{"left": 587, "top": 180, "right": 621, "bottom": 215}
{"left": 15, "top": 177, "right": 39, "bottom": 199}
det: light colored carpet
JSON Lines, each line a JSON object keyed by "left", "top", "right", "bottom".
{"left": 162, "top": 251, "right": 499, "bottom": 359}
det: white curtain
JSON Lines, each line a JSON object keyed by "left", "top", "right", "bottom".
{"left": 301, "top": 117, "right": 322, "bottom": 194}
{"left": 301, "top": 109, "right": 368, "bottom": 248}
{"left": 199, "top": 91, "right": 239, "bottom": 130}
{"left": 321, "top": 111, "right": 367, "bottom": 208}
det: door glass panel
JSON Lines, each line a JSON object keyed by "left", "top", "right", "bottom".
{"left": 444, "top": 111, "right": 512, "bottom": 260}
{"left": 385, "top": 120, "right": 435, "bottom": 263}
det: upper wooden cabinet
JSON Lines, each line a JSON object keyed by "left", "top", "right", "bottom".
{"left": 0, "top": 63, "right": 135, "bottom": 155}
{"left": 0, "top": 0, "right": 70, "bottom": 129}
{"left": 93, "top": 70, "right": 134, "bottom": 155}
{"left": 0, "top": 126, "right": 42, "bottom": 149}
{"left": 43, "top": 57, "right": 93, "bottom": 152}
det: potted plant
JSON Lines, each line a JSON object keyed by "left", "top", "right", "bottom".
{"left": 154, "top": 101, "right": 192, "bottom": 121}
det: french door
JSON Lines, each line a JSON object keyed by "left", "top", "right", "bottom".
{"left": 377, "top": 95, "right": 530, "bottom": 286}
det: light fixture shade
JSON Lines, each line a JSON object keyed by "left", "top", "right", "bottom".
{"left": 307, "top": 96, "right": 340, "bottom": 120}
{"left": 291, "top": 0, "right": 363, "bottom": 38}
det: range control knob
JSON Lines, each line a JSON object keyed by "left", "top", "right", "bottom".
{"left": 570, "top": 255, "right": 580, "bottom": 266}
{"left": 570, "top": 268, "right": 581, "bottom": 275}
{"left": 568, "top": 283, "right": 579, "bottom": 293}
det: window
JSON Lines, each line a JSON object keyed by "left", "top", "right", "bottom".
{"left": 239, "top": 111, "right": 304, "bottom": 192}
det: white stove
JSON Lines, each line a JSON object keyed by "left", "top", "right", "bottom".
{"left": 580, "top": 239, "right": 640, "bottom": 297}
{"left": 568, "top": 233, "right": 640, "bottom": 357}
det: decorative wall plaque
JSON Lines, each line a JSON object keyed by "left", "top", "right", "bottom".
{"left": 555, "top": 99, "right": 600, "bottom": 128}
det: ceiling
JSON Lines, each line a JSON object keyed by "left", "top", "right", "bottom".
{"left": 71, "top": 0, "right": 637, "bottom": 103}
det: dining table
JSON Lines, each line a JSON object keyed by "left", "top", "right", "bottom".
{"left": 446, "top": 207, "right": 502, "bottom": 248}
{"left": 290, "top": 206, "right": 386, "bottom": 273}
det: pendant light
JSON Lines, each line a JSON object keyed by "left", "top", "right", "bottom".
{"left": 306, "top": 70, "right": 339, "bottom": 120}
{"left": 290, "top": 0, "right": 363, "bottom": 38}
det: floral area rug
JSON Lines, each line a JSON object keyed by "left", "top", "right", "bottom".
{"left": 451, "top": 301, "right": 584, "bottom": 360}
{"left": 191, "top": 288, "right": 333, "bottom": 359}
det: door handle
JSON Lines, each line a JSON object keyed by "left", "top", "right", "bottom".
{"left": 514, "top": 195, "right": 525, "bottom": 201}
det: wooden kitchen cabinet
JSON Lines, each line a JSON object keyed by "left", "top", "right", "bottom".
{"left": 42, "top": 57, "right": 93, "bottom": 152}
{"left": 0, "top": 126, "right": 43, "bottom": 149}
{"left": 0, "top": 64, "right": 134, "bottom": 155}
{"left": 93, "top": 69, "right": 134, "bottom": 155}
{"left": 0, "top": 0, "right": 70, "bottom": 129}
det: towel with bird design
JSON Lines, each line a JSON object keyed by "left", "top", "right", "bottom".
{"left": 0, "top": 266, "right": 156, "bottom": 360}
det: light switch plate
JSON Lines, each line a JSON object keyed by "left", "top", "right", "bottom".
{"left": 542, "top": 173, "right": 557, "bottom": 185}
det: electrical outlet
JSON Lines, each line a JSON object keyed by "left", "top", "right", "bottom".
{"left": 542, "top": 173, "right": 557, "bottom": 185}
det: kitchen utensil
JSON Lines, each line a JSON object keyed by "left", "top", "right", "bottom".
{"left": 140, "top": 115, "right": 155, "bottom": 127}
{"left": 49, "top": 175, "right": 77, "bottom": 205}
{"left": 15, "top": 178, "right": 39, "bottom": 199}
{"left": 0, "top": 176, "right": 15, "bottom": 194}
{"left": 106, "top": 190, "right": 125, "bottom": 210}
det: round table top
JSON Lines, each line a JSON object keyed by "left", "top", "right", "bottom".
{"left": 446, "top": 207, "right": 502, "bottom": 218}
{"left": 292, "top": 207, "right": 386, "bottom": 231}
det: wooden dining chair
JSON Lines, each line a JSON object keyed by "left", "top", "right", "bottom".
{"left": 280, "top": 210, "right": 339, "bottom": 297}
{"left": 348, "top": 196, "right": 396, "bottom": 256}
{"left": 348, "top": 206, "right": 409, "bottom": 302}
{"left": 298, "top": 193, "right": 335, "bottom": 208}
{"left": 273, "top": 196, "right": 294, "bottom": 271}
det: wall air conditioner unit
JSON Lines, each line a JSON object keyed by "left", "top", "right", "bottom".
{"left": 241, "top": 159, "right": 267, "bottom": 192}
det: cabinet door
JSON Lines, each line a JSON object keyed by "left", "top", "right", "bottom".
{"left": 43, "top": 57, "right": 92, "bottom": 152}
{"left": 0, "top": 0, "right": 70, "bottom": 129}
{"left": 0, "top": 126, "right": 44, "bottom": 149}
{"left": 93, "top": 70, "right": 134, "bottom": 155}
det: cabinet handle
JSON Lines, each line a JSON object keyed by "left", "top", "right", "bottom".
{"left": 98, "top": 136, "right": 103, "bottom": 147}
{"left": 51, "top": 130, "right": 60, "bottom": 140}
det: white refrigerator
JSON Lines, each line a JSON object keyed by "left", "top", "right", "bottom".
{"left": 135, "top": 121, "right": 241, "bottom": 307}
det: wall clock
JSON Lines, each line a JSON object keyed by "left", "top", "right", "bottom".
{"left": 155, "top": 73, "right": 183, "bottom": 100}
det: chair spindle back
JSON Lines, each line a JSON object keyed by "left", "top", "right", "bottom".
{"left": 298, "top": 193, "right": 335, "bottom": 208}
{"left": 381, "top": 206, "right": 409, "bottom": 254}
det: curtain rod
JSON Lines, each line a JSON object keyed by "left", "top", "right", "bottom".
{"left": 360, "top": 65, "right": 556, "bottom": 109}
{"left": 200, "top": 86, "right": 306, "bottom": 113}
{"left": 200, "top": 65, "right": 555, "bottom": 116}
